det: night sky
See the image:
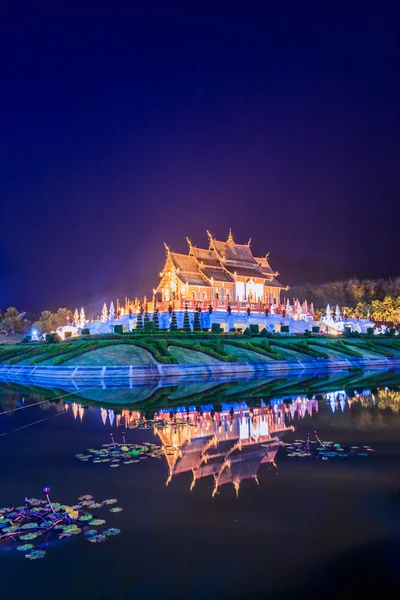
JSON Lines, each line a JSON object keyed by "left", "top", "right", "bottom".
{"left": 1, "top": 9, "right": 399, "bottom": 311}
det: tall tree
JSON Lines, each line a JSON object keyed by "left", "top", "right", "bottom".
{"left": 0, "top": 307, "right": 29, "bottom": 335}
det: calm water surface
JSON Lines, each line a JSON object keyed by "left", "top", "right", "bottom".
{"left": 0, "top": 371, "right": 399, "bottom": 599}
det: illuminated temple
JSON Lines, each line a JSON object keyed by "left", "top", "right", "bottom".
{"left": 155, "top": 230, "right": 286, "bottom": 309}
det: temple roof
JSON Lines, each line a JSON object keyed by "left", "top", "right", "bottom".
{"left": 212, "top": 239, "right": 259, "bottom": 266}
{"left": 267, "top": 277, "right": 285, "bottom": 289}
{"left": 170, "top": 253, "right": 210, "bottom": 287}
{"left": 190, "top": 246, "right": 221, "bottom": 267}
{"left": 159, "top": 232, "right": 286, "bottom": 290}
{"left": 256, "top": 255, "right": 277, "bottom": 277}
{"left": 223, "top": 264, "right": 267, "bottom": 279}
{"left": 200, "top": 266, "right": 235, "bottom": 283}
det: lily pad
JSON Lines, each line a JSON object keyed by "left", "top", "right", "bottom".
{"left": 88, "top": 534, "right": 107, "bottom": 543}
{"left": 25, "top": 550, "right": 46, "bottom": 560}
{"left": 84, "top": 529, "right": 98, "bottom": 537}
{"left": 103, "top": 528, "right": 121, "bottom": 536}
{"left": 2, "top": 525, "right": 19, "bottom": 533}
{"left": 17, "top": 543, "right": 34, "bottom": 551}
{"left": 20, "top": 532, "right": 40, "bottom": 540}
{"left": 109, "top": 507, "right": 123, "bottom": 513}
{"left": 90, "top": 519, "right": 106, "bottom": 526}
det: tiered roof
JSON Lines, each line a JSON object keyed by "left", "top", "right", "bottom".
{"left": 160, "top": 231, "right": 285, "bottom": 288}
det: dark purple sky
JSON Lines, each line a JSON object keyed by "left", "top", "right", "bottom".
{"left": 1, "top": 9, "right": 399, "bottom": 310}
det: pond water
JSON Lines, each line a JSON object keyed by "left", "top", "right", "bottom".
{"left": 1, "top": 370, "right": 400, "bottom": 599}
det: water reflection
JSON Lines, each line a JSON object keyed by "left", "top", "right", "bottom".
{"left": 65, "top": 389, "right": 394, "bottom": 496}
{"left": 154, "top": 405, "right": 293, "bottom": 495}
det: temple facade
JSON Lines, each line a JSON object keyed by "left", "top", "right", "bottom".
{"left": 155, "top": 230, "right": 286, "bottom": 311}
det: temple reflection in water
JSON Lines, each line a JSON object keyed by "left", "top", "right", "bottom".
{"left": 52, "top": 382, "right": 400, "bottom": 495}
{"left": 153, "top": 403, "right": 299, "bottom": 496}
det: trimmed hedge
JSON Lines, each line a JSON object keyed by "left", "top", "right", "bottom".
{"left": 7, "top": 346, "right": 51, "bottom": 365}
{"left": 0, "top": 345, "right": 43, "bottom": 363}
{"left": 345, "top": 340, "right": 394, "bottom": 357}
{"left": 52, "top": 339, "right": 179, "bottom": 365}
{"left": 270, "top": 339, "right": 329, "bottom": 359}
{"left": 307, "top": 340, "right": 363, "bottom": 358}
{"left": 29, "top": 343, "right": 78, "bottom": 364}
{"left": 224, "top": 339, "right": 285, "bottom": 361}
{"left": 167, "top": 340, "right": 236, "bottom": 362}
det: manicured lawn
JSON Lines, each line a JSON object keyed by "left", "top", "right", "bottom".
{"left": 62, "top": 345, "right": 156, "bottom": 366}
{"left": 223, "top": 344, "right": 273, "bottom": 362}
{"left": 168, "top": 346, "right": 221, "bottom": 364}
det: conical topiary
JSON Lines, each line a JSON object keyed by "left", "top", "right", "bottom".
{"left": 136, "top": 312, "right": 143, "bottom": 330}
{"left": 183, "top": 306, "right": 191, "bottom": 333}
{"left": 153, "top": 308, "right": 159, "bottom": 330}
{"left": 193, "top": 310, "right": 201, "bottom": 332}
{"left": 170, "top": 311, "right": 178, "bottom": 331}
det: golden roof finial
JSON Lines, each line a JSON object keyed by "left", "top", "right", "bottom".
{"left": 163, "top": 242, "right": 170, "bottom": 254}
{"left": 247, "top": 237, "right": 252, "bottom": 246}
{"left": 227, "top": 228, "right": 234, "bottom": 243}
{"left": 206, "top": 230, "right": 213, "bottom": 241}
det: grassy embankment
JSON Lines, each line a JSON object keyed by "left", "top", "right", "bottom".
{"left": 0, "top": 333, "right": 399, "bottom": 367}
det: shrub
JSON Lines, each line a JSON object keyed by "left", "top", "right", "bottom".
{"left": 183, "top": 308, "right": 191, "bottom": 333}
{"left": 311, "top": 326, "right": 320, "bottom": 333}
{"left": 243, "top": 327, "right": 252, "bottom": 337}
{"left": 144, "top": 320, "right": 154, "bottom": 331}
{"left": 193, "top": 311, "right": 201, "bottom": 332}
{"left": 29, "top": 343, "right": 77, "bottom": 364}
{"left": 170, "top": 311, "right": 178, "bottom": 331}
{"left": 81, "top": 328, "right": 90, "bottom": 336}
{"left": 114, "top": 325, "right": 124, "bottom": 334}
{"left": 259, "top": 328, "right": 271, "bottom": 338}
{"left": 280, "top": 325, "right": 289, "bottom": 333}
{"left": 211, "top": 323, "right": 222, "bottom": 334}
{"left": 309, "top": 340, "right": 363, "bottom": 358}
{"left": 366, "top": 327, "right": 374, "bottom": 335}
{"left": 136, "top": 313, "right": 143, "bottom": 330}
{"left": 168, "top": 340, "right": 235, "bottom": 362}
{"left": 153, "top": 309, "right": 160, "bottom": 330}
{"left": 249, "top": 324, "right": 259, "bottom": 335}
{"left": 224, "top": 339, "right": 284, "bottom": 360}
{"left": 45, "top": 333, "right": 61, "bottom": 343}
